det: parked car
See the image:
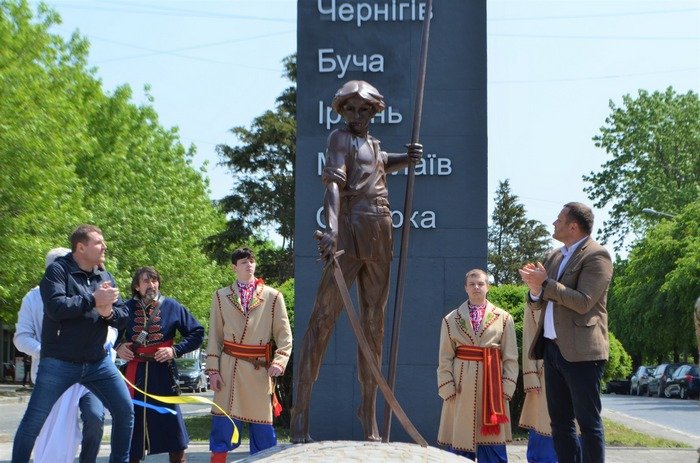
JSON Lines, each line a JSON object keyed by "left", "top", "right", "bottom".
{"left": 629, "top": 365, "right": 656, "bottom": 395}
{"left": 604, "top": 378, "right": 630, "bottom": 394}
{"left": 663, "top": 364, "right": 700, "bottom": 400}
{"left": 175, "top": 358, "right": 207, "bottom": 393}
{"left": 647, "top": 363, "right": 682, "bottom": 397}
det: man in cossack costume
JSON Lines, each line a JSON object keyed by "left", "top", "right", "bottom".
{"left": 116, "top": 267, "right": 204, "bottom": 463}
{"left": 437, "top": 269, "right": 518, "bottom": 463}
{"left": 206, "top": 248, "right": 292, "bottom": 461}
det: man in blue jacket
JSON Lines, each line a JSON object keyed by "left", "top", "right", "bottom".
{"left": 13, "top": 224, "right": 135, "bottom": 463}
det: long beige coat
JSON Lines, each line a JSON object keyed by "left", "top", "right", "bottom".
{"left": 519, "top": 305, "right": 552, "bottom": 436}
{"left": 437, "top": 301, "right": 519, "bottom": 452}
{"left": 206, "top": 283, "right": 292, "bottom": 424}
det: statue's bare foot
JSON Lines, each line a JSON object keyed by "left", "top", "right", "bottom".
{"left": 357, "top": 405, "right": 381, "bottom": 442}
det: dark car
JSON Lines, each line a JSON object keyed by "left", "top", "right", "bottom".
{"left": 663, "top": 364, "right": 700, "bottom": 400}
{"left": 647, "top": 363, "right": 682, "bottom": 397}
{"left": 604, "top": 378, "right": 630, "bottom": 394}
{"left": 629, "top": 365, "right": 656, "bottom": 395}
{"left": 175, "top": 358, "right": 207, "bottom": 393}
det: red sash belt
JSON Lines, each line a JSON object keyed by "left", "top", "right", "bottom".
{"left": 455, "top": 345, "right": 509, "bottom": 435}
{"left": 221, "top": 340, "right": 282, "bottom": 417}
{"left": 222, "top": 341, "right": 271, "bottom": 369}
{"left": 125, "top": 340, "right": 174, "bottom": 398}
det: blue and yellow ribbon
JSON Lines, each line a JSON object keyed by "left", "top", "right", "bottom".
{"left": 132, "top": 399, "right": 177, "bottom": 415}
{"left": 120, "top": 372, "right": 239, "bottom": 444}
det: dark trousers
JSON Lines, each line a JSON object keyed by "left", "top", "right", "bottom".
{"left": 544, "top": 339, "right": 606, "bottom": 463}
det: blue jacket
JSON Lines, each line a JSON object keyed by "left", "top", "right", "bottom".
{"left": 40, "top": 253, "right": 129, "bottom": 363}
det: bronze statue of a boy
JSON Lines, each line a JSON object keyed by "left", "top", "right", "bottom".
{"left": 292, "top": 80, "right": 422, "bottom": 443}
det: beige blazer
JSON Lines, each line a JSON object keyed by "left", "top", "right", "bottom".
{"left": 206, "top": 283, "right": 292, "bottom": 424}
{"left": 528, "top": 237, "right": 613, "bottom": 363}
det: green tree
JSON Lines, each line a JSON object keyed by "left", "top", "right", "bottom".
{"left": 0, "top": 1, "right": 229, "bottom": 326}
{"left": 601, "top": 332, "right": 632, "bottom": 384}
{"left": 604, "top": 332, "right": 632, "bottom": 384}
{"left": 0, "top": 0, "right": 94, "bottom": 322}
{"left": 208, "top": 55, "right": 296, "bottom": 282}
{"left": 488, "top": 180, "right": 550, "bottom": 285}
{"left": 77, "top": 84, "right": 229, "bottom": 325}
{"left": 584, "top": 88, "right": 700, "bottom": 250}
{"left": 608, "top": 200, "right": 699, "bottom": 364}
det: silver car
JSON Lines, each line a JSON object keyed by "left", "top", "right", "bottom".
{"left": 629, "top": 365, "right": 655, "bottom": 395}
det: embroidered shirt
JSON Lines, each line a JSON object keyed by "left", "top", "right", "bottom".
{"left": 467, "top": 301, "right": 486, "bottom": 333}
{"left": 237, "top": 280, "right": 257, "bottom": 313}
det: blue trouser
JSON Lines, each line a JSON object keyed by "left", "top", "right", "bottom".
{"left": 210, "top": 415, "right": 276, "bottom": 455}
{"left": 78, "top": 391, "right": 106, "bottom": 463}
{"left": 527, "top": 430, "right": 558, "bottom": 463}
{"left": 449, "top": 444, "right": 507, "bottom": 462}
{"left": 544, "top": 339, "right": 605, "bottom": 463}
{"left": 12, "top": 356, "right": 134, "bottom": 463}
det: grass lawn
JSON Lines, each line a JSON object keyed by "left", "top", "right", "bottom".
{"left": 183, "top": 416, "right": 689, "bottom": 448}
{"left": 602, "top": 418, "right": 690, "bottom": 448}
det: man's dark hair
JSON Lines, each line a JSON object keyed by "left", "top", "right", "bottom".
{"left": 563, "top": 202, "right": 594, "bottom": 235}
{"left": 70, "top": 224, "right": 103, "bottom": 252}
{"left": 131, "top": 266, "right": 161, "bottom": 297}
{"left": 231, "top": 247, "right": 256, "bottom": 265}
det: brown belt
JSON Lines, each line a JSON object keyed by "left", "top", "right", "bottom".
{"left": 223, "top": 340, "right": 272, "bottom": 370}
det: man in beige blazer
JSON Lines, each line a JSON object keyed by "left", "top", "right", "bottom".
{"left": 519, "top": 202, "right": 612, "bottom": 463}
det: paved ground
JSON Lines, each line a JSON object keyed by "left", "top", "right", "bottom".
{"left": 1, "top": 384, "right": 699, "bottom": 462}
{"left": 1, "top": 441, "right": 698, "bottom": 463}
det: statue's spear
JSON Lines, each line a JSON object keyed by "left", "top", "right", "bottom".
{"left": 382, "top": 0, "right": 434, "bottom": 443}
